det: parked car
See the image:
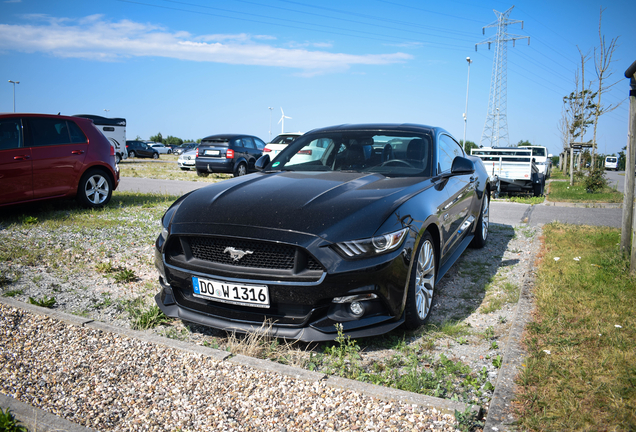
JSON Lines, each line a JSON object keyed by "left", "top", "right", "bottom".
{"left": 0, "top": 113, "right": 119, "bottom": 208}
{"left": 263, "top": 132, "right": 302, "bottom": 158}
{"left": 177, "top": 147, "right": 198, "bottom": 170}
{"left": 173, "top": 142, "right": 198, "bottom": 155}
{"left": 150, "top": 143, "right": 172, "bottom": 154}
{"left": 155, "top": 123, "right": 491, "bottom": 342}
{"left": 126, "top": 140, "right": 159, "bottom": 159}
{"left": 195, "top": 134, "right": 266, "bottom": 177}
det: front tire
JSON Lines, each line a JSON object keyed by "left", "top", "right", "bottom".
{"left": 77, "top": 169, "right": 112, "bottom": 208}
{"left": 152, "top": 152, "right": 159, "bottom": 159}
{"left": 404, "top": 232, "right": 436, "bottom": 330}
{"left": 128, "top": 151, "right": 136, "bottom": 158}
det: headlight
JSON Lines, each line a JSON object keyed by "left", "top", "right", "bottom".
{"left": 333, "top": 228, "right": 408, "bottom": 258}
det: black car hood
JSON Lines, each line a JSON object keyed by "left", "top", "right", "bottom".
{"left": 171, "top": 171, "right": 433, "bottom": 242}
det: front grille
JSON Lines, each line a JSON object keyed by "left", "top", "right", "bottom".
{"left": 166, "top": 236, "right": 324, "bottom": 275}
{"left": 190, "top": 237, "right": 295, "bottom": 269}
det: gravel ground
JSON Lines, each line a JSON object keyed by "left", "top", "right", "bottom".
{"left": 0, "top": 200, "right": 541, "bottom": 430}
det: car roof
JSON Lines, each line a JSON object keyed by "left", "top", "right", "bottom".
{"left": 302, "top": 123, "right": 441, "bottom": 136}
{"left": 0, "top": 112, "right": 94, "bottom": 124}
{"left": 201, "top": 134, "right": 257, "bottom": 141}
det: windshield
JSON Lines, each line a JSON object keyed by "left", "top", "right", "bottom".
{"left": 271, "top": 135, "right": 298, "bottom": 144}
{"left": 201, "top": 138, "right": 230, "bottom": 147}
{"left": 267, "top": 131, "right": 433, "bottom": 177}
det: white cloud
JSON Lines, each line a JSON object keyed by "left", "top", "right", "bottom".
{"left": 0, "top": 15, "right": 411, "bottom": 74}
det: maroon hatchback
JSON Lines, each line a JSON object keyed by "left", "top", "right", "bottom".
{"left": 0, "top": 113, "right": 120, "bottom": 208}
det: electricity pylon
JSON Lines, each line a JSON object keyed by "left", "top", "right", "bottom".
{"left": 476, "top": 6, "right": 529, "bottom": 147}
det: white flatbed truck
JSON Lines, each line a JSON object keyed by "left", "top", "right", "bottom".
{"left": 471, "top": 147, "right": 545, "bottom": 197}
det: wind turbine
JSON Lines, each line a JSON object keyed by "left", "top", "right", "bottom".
{"left": 278, "top": 107, "right": 291, "bottom": 134}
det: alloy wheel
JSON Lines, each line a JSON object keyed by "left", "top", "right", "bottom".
{"left": 84, "top": 174, "right": 110, "bottom": 205}
{"left": 415, "top": 239, "right": 435, "bottom": 320}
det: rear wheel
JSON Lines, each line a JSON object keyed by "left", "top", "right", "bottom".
{"left": 77, "top": 169, "right": 112, "bottom": 208}
{"left": 470, "top": 193, "right": 489, "bottom": 248}
{"left": 234, "top": 162, "right": 247, "bottom": 177}
{"left": 533, "top": 180, "right": 544, "bottom": 197}
{"left": 128, "top": 151, "right": 136, "bottom": 158}
{"left": 152, "top": 152, "right": 159, "bottom": 159}
{"left": 404, "top": 232, "right": 436, "bottom": 330}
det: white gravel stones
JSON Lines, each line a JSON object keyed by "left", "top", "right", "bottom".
{"left": 0, "top": 303, "right": 460, "bottom": 431}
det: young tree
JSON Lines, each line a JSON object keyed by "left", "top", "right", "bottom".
{"left": 460, "top": 140, "right": 478, "bottom": 153}
{"left": 150, "top": 132, "right": 164, "bottom": 143}
{"left": 591, "top": 8, "right": 621, "bottom": 167}
{"left": 516, "top": 139, "right": 532, "bottom": 147}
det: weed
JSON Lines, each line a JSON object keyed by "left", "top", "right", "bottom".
{"left": 498, "top": 315, "right": 507, "bottom": 324}
{"left": 2, "top": 289, "right": 23, "bottom": 297}
{"left": 114, "top": 269, "right": 137, "bottom": 284}
{"left": 0, "top": 407, "right": 28, "bottom": 432}
{"left": 95, "top": 261, "right": 116, "bottom": 273}
{"left": 321, "top": 324, "right": 363, "bottom": 379}
{"left": 203, "top": 339, "right": 220, "bottom": 349}
{"left": 490, "top": 341, "right": 499, "bottom": 350}
{"left": 492, "top": 355, "right": 503, "bottom": 369}
{"left": 454, "top": 405, "right": 483, "bottom": 432}
{"left": 456, "top": 336, "right": 468, "bottom": 345}
{"left": 126, "top": 298, "right": 172, "bottom": 330}
{"left": 20, "top": 215, "right": 38, "bottom": 226}
{"left": 482, "top": 326, "right": 495, "bottom": 340}
{"left": 28, "top": 296, "right": 56, "bottom": 308}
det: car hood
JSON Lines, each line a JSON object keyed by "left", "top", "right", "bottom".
{"left": 170, "top": 171, "right": 433, "bottom": 242}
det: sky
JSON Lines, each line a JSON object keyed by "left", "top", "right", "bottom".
{"left": 1, "top": 0, "right": 634, "bottom": 157}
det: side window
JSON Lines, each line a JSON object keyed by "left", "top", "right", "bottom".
{"left": 438, "top": 135, "right": 464, "bottom": 173}
{"left": 254, "top": 138, "right": 266, "bottom": 150}
{"left": 28, "top": 118, "right": 71, "bottom": 146}
{"left": 0, "top": 118, "right": 23, "bottom": 150}
{"left": 242, "top": 137, "right": 256, "bottom": 149}
{"left": 68, "top": 121, "right": 87, "bottom": 143}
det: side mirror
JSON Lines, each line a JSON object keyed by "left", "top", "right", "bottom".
{"left": 450, "top": 156, "right": 475, "bottom": 175}
{"left": 255, "top": 154, "right": 271, "bottom": 171}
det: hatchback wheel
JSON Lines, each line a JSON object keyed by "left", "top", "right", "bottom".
{"left": 404, "top": 232, "right": 436, "bottom": 329}
{"left": 77, "top": 169, "right": 112, "bottom": 208}
{"left": 128, "top": 151, "right": 136, "bottom": 158}
{"left": 234, "top": 162, "right": 247, "bottom": 177}
{"left": 153, "top": 152, "right": 159, "bottom": 159}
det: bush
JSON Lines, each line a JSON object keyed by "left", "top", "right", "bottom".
{"left": 583, "top": 167, "right": 608, "bottom": 193}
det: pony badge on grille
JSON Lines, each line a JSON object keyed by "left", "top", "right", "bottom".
{"left": 224, "top": 247, "right": 253, "bottom": 261}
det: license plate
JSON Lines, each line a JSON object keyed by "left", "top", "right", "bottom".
{"left": 204, "top": 149, "right": 221, "bottom": 157}
{"left": 192, "top": 276, "right": 270, "bottom": 308}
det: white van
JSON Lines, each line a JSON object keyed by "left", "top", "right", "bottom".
{"left": 74, "top": 114, "right": 127, "bottom": 163}
{"left": 604, "top": 156, "right": 618, "bottom": 171}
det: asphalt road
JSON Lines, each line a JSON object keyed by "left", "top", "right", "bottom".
{"left": 118, "top": 176, "right": 625, "bottom": 228}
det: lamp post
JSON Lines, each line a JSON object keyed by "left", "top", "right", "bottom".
{"left": 268, "top": 107, "right": 273, "bottom": 140}
{"left": 462, "top": 58, "right": 472, "bottom": 151}
{"left": 8, "top": 80, "right": 19, "bottom": 113}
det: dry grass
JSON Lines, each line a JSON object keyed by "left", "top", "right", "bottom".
{"left": 514, "top": 223, "right": 636, "bottom": 431}
{"left": 119, "top": 157, "right": 231, "bottom": 182}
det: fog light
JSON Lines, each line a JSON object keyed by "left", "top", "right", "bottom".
{"left": 350, "top": 301, "right": 364, "bottom": 316}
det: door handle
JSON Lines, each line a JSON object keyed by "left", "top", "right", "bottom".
{"left": 72, "top": 150, "right": 85, "bottom": 155}
{"left": 13, "top": 155, "right": 30, "bottom": 160}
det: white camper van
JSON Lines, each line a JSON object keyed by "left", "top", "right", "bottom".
{"left": 74, "top": 114, "right": 127, "bottom": 163}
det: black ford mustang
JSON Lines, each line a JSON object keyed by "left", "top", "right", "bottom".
{"left": 155, "top": 124, "right": 491, "bottom": 341}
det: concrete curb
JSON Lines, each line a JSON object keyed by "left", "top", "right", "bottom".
{"left": 1, "top": 296, "right": 482, "bottom": 429}
{"left": 0, "top": 393, "right": 97, "bottom": 432}
{"left": 482, "top": 236, "right": 539, "bottom": 431}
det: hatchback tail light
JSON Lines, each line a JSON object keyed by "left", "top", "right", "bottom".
{"left": 110, "top": 145, "right": 115, "bottom": 156}
{"left": 196, "top": 148, "right": 200, "bottom": 157}
{"left": 226, "top": 149, "right": 234, "bottom": 159}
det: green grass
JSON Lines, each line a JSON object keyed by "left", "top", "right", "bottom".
{"left": 547, "top": 179, "right": 623, "bottom": 203}
{"left": 549, "top": 170, "right": 569, "bottom": 180}
{"left": 514, "top": 223, "right": 636, "bottom": 431}
{"left": 126, "top": 297, "right": 173, "bottom": 330}
{"left": 0, "top": 407, "right": 28, "bottom": 432}
{"left": 497, "top": 193, "right": 545, "bottom": 205}
{"left": 119, "top": 158, "right": 231, "bottom": 182}
{"left": 28, "top": 295, "right": 56, "bottom": 308}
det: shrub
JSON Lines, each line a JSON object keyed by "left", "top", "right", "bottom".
{"left": 583, "top": 167, "right": 608, "bottom": 193}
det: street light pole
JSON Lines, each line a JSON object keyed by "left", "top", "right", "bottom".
{"left": 8, "top": 80, "right": 20, "bottom": 113}
{"left": 462, "top": 58, "right": 472, "bottom": 151}
{"left": 268, "top": 107, "right": 273, "bottom": 141}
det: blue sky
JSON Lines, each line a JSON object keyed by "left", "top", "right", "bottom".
{"left": 1, "top": 0, "right": 634, "bottom": 156}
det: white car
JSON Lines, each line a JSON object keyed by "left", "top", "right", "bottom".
{"left": 263, "top": 133, "right": 302, "bottom": 158}
{"left": 150, "top": 143, "right": 172, "bottom": 154}
{"left": 178, "top": 148, "right": 198, "bottom": 170}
